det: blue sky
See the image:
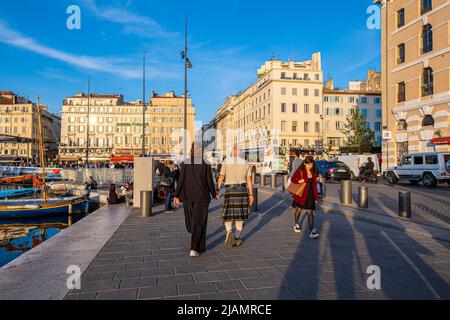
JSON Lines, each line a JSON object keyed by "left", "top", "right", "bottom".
{"left": 0, "top": 0, "right": 380, "bottom": 124}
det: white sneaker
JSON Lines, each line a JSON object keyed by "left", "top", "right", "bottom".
{"left": 294, "top": 224, "right": 302, "bottom": 233}
{"left": 309, "top": 229, "right": 320, "bottom": 239}
{"left": 190, "top": 250, "right": 200, "bottom": 257}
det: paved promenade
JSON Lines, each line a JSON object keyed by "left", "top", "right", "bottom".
{"left": 65, "top": 191, "right": 450, "bottom": 300}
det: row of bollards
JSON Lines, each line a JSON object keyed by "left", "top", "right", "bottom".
{"left": 340, "top": 180, "right": 411, "bottom": 218}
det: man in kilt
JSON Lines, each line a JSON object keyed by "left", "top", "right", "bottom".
{"left": 216, "top": 144, "right": 254, "bottom": 248}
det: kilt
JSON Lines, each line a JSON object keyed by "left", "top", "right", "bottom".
{"left": 221, "top": 185, "right": 249, "bottom": 222}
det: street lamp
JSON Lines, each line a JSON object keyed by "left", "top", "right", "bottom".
{"left": 181, "top": 17, "right": 193, "bottom": 158}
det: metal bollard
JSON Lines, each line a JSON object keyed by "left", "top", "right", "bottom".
{"left": 358, "top": 186, "right": 368, "bottom": 208}
{"left": 249, "top": 187, "right": 258, "bottom": 213}
{"left": 340, "top": 180, "right": 352, "bottom": 205}
{"left": 271, "top": 174, "right": 277, "bottom": 189}
{"left": 260, "top": 174, "right": 265, "bottom": 187}
{"left": 140, "top": 190, "right": 152, "bottom": 217}
{"left": 398, "top": 191, "right": 411, "bottom": 218}
{"left": 282, "top": 175, "right": 289, "bottom": 191}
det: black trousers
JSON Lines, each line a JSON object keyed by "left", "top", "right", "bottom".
{"left": 183, "top": 201, "right": 209, "bottom": 254}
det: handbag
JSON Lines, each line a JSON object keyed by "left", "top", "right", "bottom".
{"left": 287, "top": 170, "right": 307, "bottom": 197}
{"left": 159, "top": 175, "right": 174, "bottom": 187}
{"left": 287, "top": 180, "right": 307, "bottom": 197}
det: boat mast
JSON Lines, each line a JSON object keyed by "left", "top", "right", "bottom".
{"left": 36, "top": 95, "right": 47, "bottom": 202}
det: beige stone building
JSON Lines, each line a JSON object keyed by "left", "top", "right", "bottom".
{"left": 376, "top": 0, "right": 450, "bottom": 170}
{"left": 0, "top": 91, "right": 60, "bottom": 162}
{"left": 58, "top": 91, "right": 195, "bottom": 163}
{"left": 323, "top": 71, "right": 382, "bottom": 154}
{"left": 213, "top": 53, "right": 324, "bottom": 154}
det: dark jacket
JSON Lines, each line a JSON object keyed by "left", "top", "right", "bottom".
{"left": 174, "top": 160, "right": 216, "bottom": 203}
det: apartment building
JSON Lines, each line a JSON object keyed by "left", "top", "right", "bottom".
{"left": 58, "top": 91, "right": 195, "bottom": 162}
{"left": 376, "top": 0, "right": 449, "bottom": 170}
{"left": 0, "top": 91, "right": 60, "bottom": 162}
{"left": 323, "top": 72, "right": 382, "bottom": 153}
{"left": 213, "top": 53, "right": 324, "bottom": 154}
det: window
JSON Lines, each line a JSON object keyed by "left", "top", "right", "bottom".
{"left": 422, "top": 24, "right": 433, "bottom": 54}
{"left": 292, "top": 88, "right": 298, "bottom": 96}
{"left": 374, "top": 122, "right": 382, "bottom": 132}
{"left": 398, "top": 82, "right": 406, "bottom": 102}
{"left": 281, "top": 72, "right": 286, "bottom": 79}
{"left": 292, "top": 104, "right": 298, "bottom": 113}
{"left": 402, "top": 156, "right": 412, "bottom": 165}
{"left": 336, "top": 121, "right": 344, "bottom": 130}
{"left": 397, "top": 43, "right": 405, "bottom": 64}
{"left": 376, "top": 109, "right": 382, "bottom": 118}
{"left": 281, "top": 87, "right": 287, "bottom": 95}
{"left": 314, "top": 89, "right": 320, "bottom": 97}
{"left": 315, "top": 122, "right": 320, "bottom": 133}
{"left": 304, "top": 104, "right": 310, "bottom": 114}
{"left": 421, "top": 0, "right": 432, "bottom": 15}
{"left": 414, "top": 156, "right": 424, "bottom": 165}
{"left": 397, "top": 8, "right": 405, "bottom": 28}
{"left": 281, "top": 103, "right": 286, "bottom": 113}
{"left": 292, "top": 121, "right": 297, "bottom": 132}
{"left": 304, "top": 73, "right": 310, "bottom": 80}
{"left": 425, "top": 155, "right": 438, "bottom": 165}
{"left": 314, "top": 104, "right": 320, "bottom": 114}
{"left": 315, "top": 74, "right": 320, "bottom": 81}
{"left": 422, "top": 67, "right": 433, "bottom": 96}
{"left": 361, "top": 97, "right": 367, "bottom": 104}
{"left": 304, "top": 88, "right": 309, "bottom": 96}
{"left": 397, "top": 119, "right": 407, "bottom": 131}
{"left": 361, "top": 109, "right": 368, "bottom": 117}
{"left": 304, "top": 121, "right": 309, "bottom": 132}
{"left": 304, "top": 139, "right": 310, "bottom": 146}
{"left": 374, "top": 97, "right": 381, "bottom": 104}
{"left": 422, "top": 115, "right": 435, "bottom": 127}
{"left": 281, "top": 121, "right": 286, "bottom": 132}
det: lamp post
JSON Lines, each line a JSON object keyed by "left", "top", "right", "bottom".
{"left": 85, "top": 76, "right": 90, "bottom": 167}
{"left": 181, "top": 17, "right": 193, "bottom": 158}
{"left": 142, "top": 50, "right": 146, "bottom": 157}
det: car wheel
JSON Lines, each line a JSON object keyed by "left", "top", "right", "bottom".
{"left": 386, "top": 172, "right": 398, "bottom": 185}
{"left": 422, "top": 173, "right": 437, "bottom": 187}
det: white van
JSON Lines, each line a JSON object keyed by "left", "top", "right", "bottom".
{"left": 333, "top": 154, "right": 380, "bottom": 179}
{"left": 385, "top": 152, "right": 450, "bottom": 187}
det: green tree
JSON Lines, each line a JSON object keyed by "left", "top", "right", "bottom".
{"left": 340, "top": 108, "right": 376, "bottom": 152}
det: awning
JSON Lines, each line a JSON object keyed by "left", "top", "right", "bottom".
{"left": 431, "top": 137, "right": 450, "bottom": 145}
{"left": 110, "top": 155, "right": 136, "bottom": 163}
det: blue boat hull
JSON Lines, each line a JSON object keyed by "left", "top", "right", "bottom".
{"left": 0, "top": 198, "right": 89, "bottom": 219}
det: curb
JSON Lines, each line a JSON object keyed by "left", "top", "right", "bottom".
{"left": 258, "top": 187, "right": 450, "bottom": 244}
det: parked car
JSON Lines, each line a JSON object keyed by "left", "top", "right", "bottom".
{"left": 316, "top": 160, "right": 352, "bottom": 182}
{"left": 333, "top": 154, "right": 381, "bottom": 179}
{"left": 385, "top": 152, "right": 450, "bottom": 187}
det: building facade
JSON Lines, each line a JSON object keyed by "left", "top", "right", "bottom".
{"left": 0, "top": 91, "right": 60, "bottom": 162}
{"left": 58, "top": 91, "right": 195, "bottom": 163}
{"left": 213, "top": 53, "right": 324, "bottom": 154}
{"left": 323, "top": 73, "right": 382, "bottom": 153}
{"left": 376, "top": 0, "right": 450, "bottom": 170}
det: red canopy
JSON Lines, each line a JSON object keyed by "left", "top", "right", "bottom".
{"left": 110, "top": 155, "right": 136, "bottom": 163}
{"left": 431, "top": 137, "right": 450, "bottom": 145}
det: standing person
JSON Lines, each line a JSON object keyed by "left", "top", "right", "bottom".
{"left": 291, "top": 156, "right": 320, "bottom": 238}
{"left": 290, "top": 151, "right": 303, "bottom": 177}
{"left": 216, "top": 144, "right": 254, "bottom": 248}
{"left": 107, "top": 184, "right": 120, "bottom": 205}
{"left": 173, "top": 142, "right": 217, "bottom": 258}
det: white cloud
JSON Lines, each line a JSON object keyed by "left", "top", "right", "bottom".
{"left": 80, "top": 0, "right": 179, "bottom": 39}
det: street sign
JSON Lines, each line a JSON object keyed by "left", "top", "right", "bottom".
{"left": 382, "top": 131, "right": 392, "bottom": 140}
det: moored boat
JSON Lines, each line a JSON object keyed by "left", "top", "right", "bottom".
{"left": 0, "top": 195, "right": 89, "bottom": 219}
{"left": 0, "top": 187, "right": 40, "bottom": 199}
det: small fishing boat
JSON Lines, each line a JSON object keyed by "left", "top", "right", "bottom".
{"left": 0, "top": 96, "right": 89, "bottom": 219}
{"left": 0, "top": 195, "right": 89, "bottom": 219}
{"left": 0, "top": 187, "right": 40, "bottom": 199}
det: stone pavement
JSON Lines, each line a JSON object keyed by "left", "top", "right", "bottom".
{"left": 65, "top": 192, "right": 450, "bottom": 300}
